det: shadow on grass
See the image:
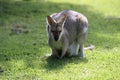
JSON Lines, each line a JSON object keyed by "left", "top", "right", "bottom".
{"left": 43, "top": 56, "right": 88, "bottom": 70}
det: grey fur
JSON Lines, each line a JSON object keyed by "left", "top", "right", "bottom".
{"left": 46, "top": 10, "right": 88, "bottom": 59}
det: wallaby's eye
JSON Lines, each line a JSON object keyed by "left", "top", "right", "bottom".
{"left": 51, "top": 30, "right": 61, "bottom": 34}
{"left": 51, "top": 31, "right": 54, "bottom": 33}
{"left": 58, "top": 31, "right": 61, "bottom": 33}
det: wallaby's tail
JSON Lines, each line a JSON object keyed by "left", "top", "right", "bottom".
{"left": 84, "top": 45, "right": 95, "bottom": 50}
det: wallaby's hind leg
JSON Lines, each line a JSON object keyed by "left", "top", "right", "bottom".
{"left": 78, "top": 33, "right": 86, "bottom": 58}
{"left": 78, "top": 44, "right": 84, "bottom": 58}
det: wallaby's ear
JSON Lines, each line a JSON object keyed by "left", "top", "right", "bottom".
{"left": 58, "top": 14, "right": 67, "bottom": 25}
{"left": 47, "top": 16, "right": 56, "bottom": 25}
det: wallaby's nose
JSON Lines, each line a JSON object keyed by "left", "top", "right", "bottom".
{"left": 53, "top": 31, "right": 60, "bottom": 41}
{"left": 54, "top": 35, "right": 59, "bottom": 41}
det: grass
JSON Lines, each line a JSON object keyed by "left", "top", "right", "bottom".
{"left": 0, "top": 0, "right": 120, "bottom": 80}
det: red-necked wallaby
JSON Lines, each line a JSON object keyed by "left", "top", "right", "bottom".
{"left": 46, "top": 10, "right": 94, "bottom": 59}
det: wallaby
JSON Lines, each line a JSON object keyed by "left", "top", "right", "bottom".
{"left": 46, "top": 10, "right": 94, "bottom": 59}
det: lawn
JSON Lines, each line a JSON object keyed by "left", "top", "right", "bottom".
{"left": 0, "top": 0, "right": 120, "bottom": 80}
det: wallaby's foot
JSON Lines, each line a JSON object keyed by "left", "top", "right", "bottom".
{"left": 57, "top": 56, "right": 63, "bottom": 59}
{"left": 79, "top": 56, "right": 84, "bottom": 59}
{"left": 50, "top": 54, "right": 55, "bottom": 57}
{"left": 51, "top": 53, "right": 63, "bottom": 59}
{"left": 78, "top": 52, "right": 84, "bottom": 59}
{"left": 51, "top": 54, "right": 58, "bottom": 58}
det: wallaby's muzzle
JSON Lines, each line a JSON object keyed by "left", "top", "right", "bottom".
{"left": 52, "top": 31, "right": 61, "bottom": 41}
{"left": 54, "top": 34, "right": 59, "bottom": 41}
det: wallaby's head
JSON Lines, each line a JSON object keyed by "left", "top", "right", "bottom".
{"left": 47, "top": 14, "right": 67, "bottom": 41}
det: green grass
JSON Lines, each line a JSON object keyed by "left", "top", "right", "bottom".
{"left": 0, "top": 0, "right": 120, "bottom": 80}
